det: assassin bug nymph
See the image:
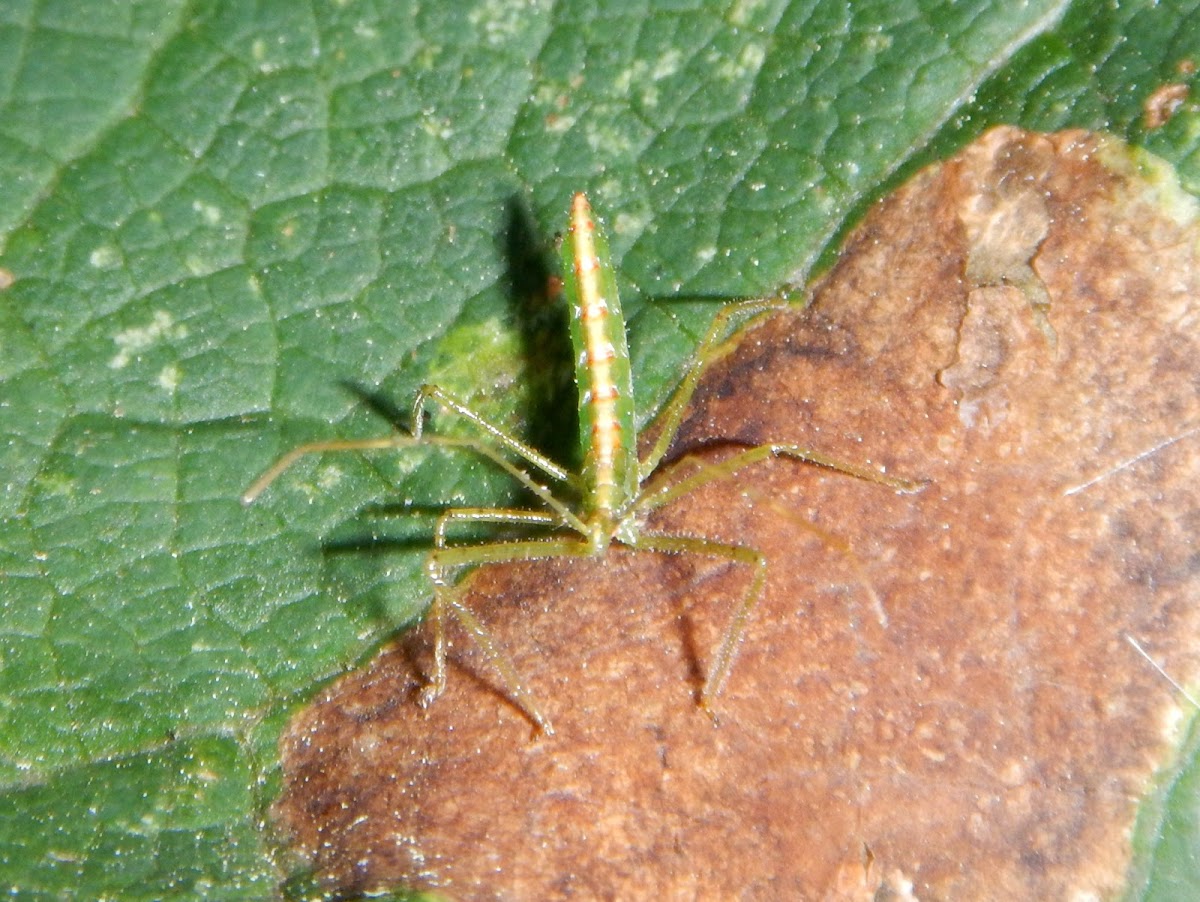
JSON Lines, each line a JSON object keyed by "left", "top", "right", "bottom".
{"left": 244, "top": 193, "right": 921, "bottom": 735}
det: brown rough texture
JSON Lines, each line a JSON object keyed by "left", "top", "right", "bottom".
{"left": 274, "top": 128, "right": 1200, "bottom": 900}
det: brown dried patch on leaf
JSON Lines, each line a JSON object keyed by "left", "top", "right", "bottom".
{"left": 1143, "top": 82, "right": 1189, "bottom": 129}
{"left": 275, "top": 128, "right": 1200, "bottom": 900}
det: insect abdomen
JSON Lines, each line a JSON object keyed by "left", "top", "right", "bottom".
{"left": 561, "top": 193, "right": 638, "bottom": 520}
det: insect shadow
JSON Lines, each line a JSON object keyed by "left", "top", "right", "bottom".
{"left": 245, "top": 194, "right": 923, "bottom": 735}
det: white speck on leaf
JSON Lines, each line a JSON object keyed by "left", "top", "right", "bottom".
{"left": 192, "top": 199, "right": 222, "bottom": 225}
{"left": 652, "top": 50, "right": 682, "bottom": 81}
{"left": 318, "top": 466, "right": 344, "bottom": 492}
{"left": 110, "top": 310, "right": 186, "bottom": 370}
{"left": 158, "top": 364, "right": 181, "bottom": 392}
{"left": 89, "top": 245, "right": 121, "bottom": 270}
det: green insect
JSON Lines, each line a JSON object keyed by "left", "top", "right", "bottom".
{"left": 244, "top": 193, "right": 920, "bottom": 734}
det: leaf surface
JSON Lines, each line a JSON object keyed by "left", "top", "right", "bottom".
{"left": 1, "top": 0, "right": 1196, "bottom": 895}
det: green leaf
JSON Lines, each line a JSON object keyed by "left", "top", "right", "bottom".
{"left": 1, "top": 0, "right": 1196, "bottom": 896}
{"left": 0, "top": 736, "right": 271, "bottom": 899}
{"left": 1129, "top": 715, "right": 1200, "bottom": 902}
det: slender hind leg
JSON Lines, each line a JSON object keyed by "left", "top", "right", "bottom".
{"left": 421, "top": 506, "right": 568, "bottom": 735}
{"left": 747, "top": 490, "right": 889, "bottom": 628}
{"left": 640, "top": 297, "right": 793, "bottom": 479}
{"left": 630, "top": 448, "right": 921, "bottom": 716}
{"left": 632, "top": 533, "right": 767, "bottom": 715}
{"left": 243, "top": 382, "right": 587, "bottom": 530}
{"left": 424, "top": 504, "right": 672, "bottom": 735}
{"left": 629, "top": 299, "right": 922, "bottom": 714}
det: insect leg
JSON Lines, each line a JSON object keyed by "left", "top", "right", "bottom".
{"left": 631, "top": 532, "right": 767, "bottom": 718}
{"left": 743, "top": 490, "right": 890, "bottom": 628}
{"left": 422, "top": 509, "right": 604, "bottom": 736}
{"left": 639, "top": 297, "right": 793, "bottom": 479}
{"left": 241, "top": 434, "right": 424, "bottom": 504}
{"left": 635, "top": 442, "right": 923, "bottom": 519}
{"left": 414, "top": 384, "right": 577, "bottom": 488}
{"left": 243, "top": 431, "right": 590, "bottom": 534}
